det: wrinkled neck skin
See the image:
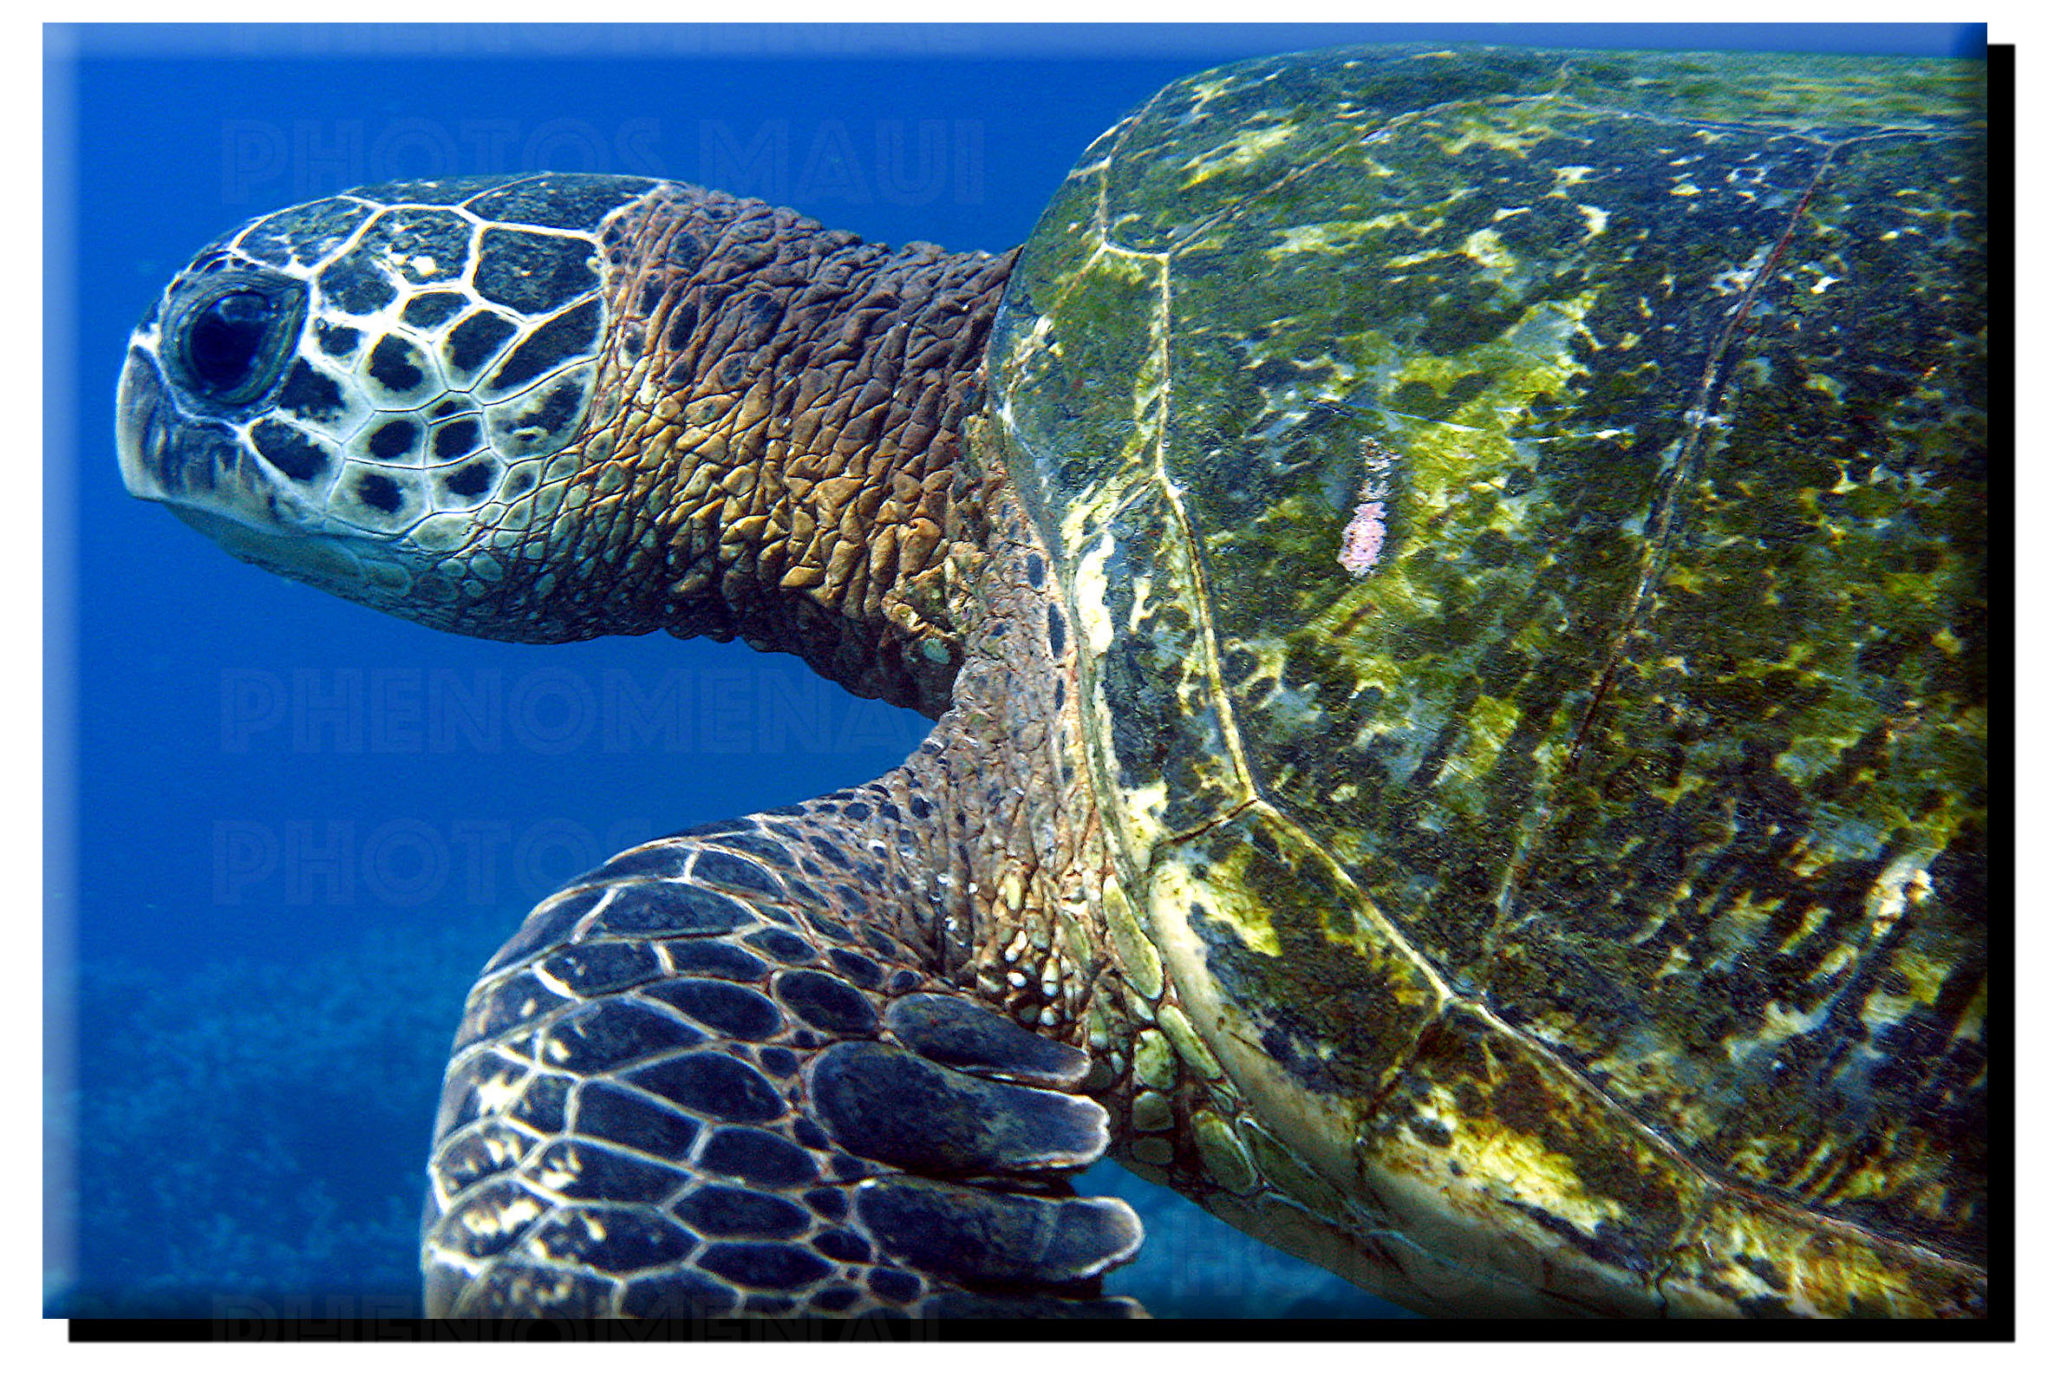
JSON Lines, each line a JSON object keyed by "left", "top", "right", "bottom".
{"left": 489, "top": 183, "right": 1116, "bottom": 1031}
{"left": 482, "top": 182, "right": 1018, "bottom": 715}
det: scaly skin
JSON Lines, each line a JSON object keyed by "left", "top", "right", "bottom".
{"left": 504, "top": 183, "right": 1017, "bottom": 710}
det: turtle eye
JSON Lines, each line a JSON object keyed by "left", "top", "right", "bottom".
{"left": 187, "top": 292, "right": 275, "bottom": 393}
{"left": 166, "top": 269, "right": 308, "bottom": 407}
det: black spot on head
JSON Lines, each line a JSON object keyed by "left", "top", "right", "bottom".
{"left": 366, "top": 419, "right": 418, "bottom": 460}
{"left": 1046, "top": 603, "right": 1067, "bottom": 657}
{"left": 367, "top": 335, "right": 428, "bottom": 394}
{"left": 315, "top": 321, "right": 361, "bottom": 360}
{"left": 444, "top": 461, "right": 495, "bottom": 498}
{"left": 360, "top": 207, "right": 472, "bottom": 285}
{"left": 1025, "top": 551, "right": 1046, "bottom": 587}
{"left": 493, "top": 375, "right": 588, "bottom": 454}
{"left": 1254, "top": 1016, "right": 1349, "bottom": 1096}
{"left": 276, "top": 359, "right": 346, "bottom": 422}
{"left": 316, "top": 246, "right": 398, "bottom": 315}
{"left": 474, "top": 227, "right": 598, "bottom": 315}
{"left": 355, "top": 472, "right": 403, "bottom": 513}
{"left": 251, "top": 419, "right": 332, "bottom": 481}
{"left": 402, "top": 291, "right": 469, "bottom": 328}
{"left": 485, "top": 298, "right": 601, "bottom": 395}
{"left": 434, "top": 417, "right": 483, "bottom": 460}
{"left": 445, "top": 310, "right": 518, "bottom": 376}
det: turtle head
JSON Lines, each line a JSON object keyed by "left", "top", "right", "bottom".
{"left": 122, "top": 172, "right": 1016, "bottom": 708}
{"left": 118, "top": 174, "right": 661, "bottom": 637}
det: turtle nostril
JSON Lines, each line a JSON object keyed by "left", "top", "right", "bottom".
{"left": 186, "top": 290, "right": 275, "bottom": 394}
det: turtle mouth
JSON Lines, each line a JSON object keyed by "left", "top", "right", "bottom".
{"left": 116, "top": 345, "right": 408, "bottom": 596}
{"left": 118, "top": 346, "right": 266, "bottom": 508}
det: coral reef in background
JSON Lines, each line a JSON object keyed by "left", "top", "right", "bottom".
{"left": 53, "top": 914, "right": 1393, "bottom": 1318}
{"left": 53, "top": 919, "right": 500, "bottom": 1317}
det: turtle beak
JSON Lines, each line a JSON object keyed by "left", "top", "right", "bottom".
{"left": 116, "top": 339, "right": 420, "bottom": 604}
{"left": 116, "top": 342, "right": 291, "bottom": 525}
{"left": 115, "top": 343, "right": 255, "bottom": 510}
{"left": 115, "top": 345, "right": 176, "bottom": 504}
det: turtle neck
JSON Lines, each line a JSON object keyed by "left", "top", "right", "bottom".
{"left": 487, "top": 182, "right": 1019, "bottom": 716}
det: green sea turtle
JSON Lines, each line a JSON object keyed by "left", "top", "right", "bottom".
{"left": 115, "top": 45, "right": 1988, "bottom": 1319}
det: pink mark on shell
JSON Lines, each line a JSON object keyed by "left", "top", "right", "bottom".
{"left": 1338, "top": 500, "right": 1387, "bottom": 576}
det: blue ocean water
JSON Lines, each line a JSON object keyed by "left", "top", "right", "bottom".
{"left": 45, "top": 22, "right": 1985, "bottom": 1321}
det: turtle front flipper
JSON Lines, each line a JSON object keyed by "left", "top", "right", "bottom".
{"left": 422, "top": 797, "right": 1143, "bottom": 1320}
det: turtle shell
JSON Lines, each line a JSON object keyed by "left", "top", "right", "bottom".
{"left": 989, "top": 46, "right": 1986, "bottom": 1317}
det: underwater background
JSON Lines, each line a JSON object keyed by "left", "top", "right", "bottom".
{"left": 46, "top": 21, "right": 1984, "bottom": 1321}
